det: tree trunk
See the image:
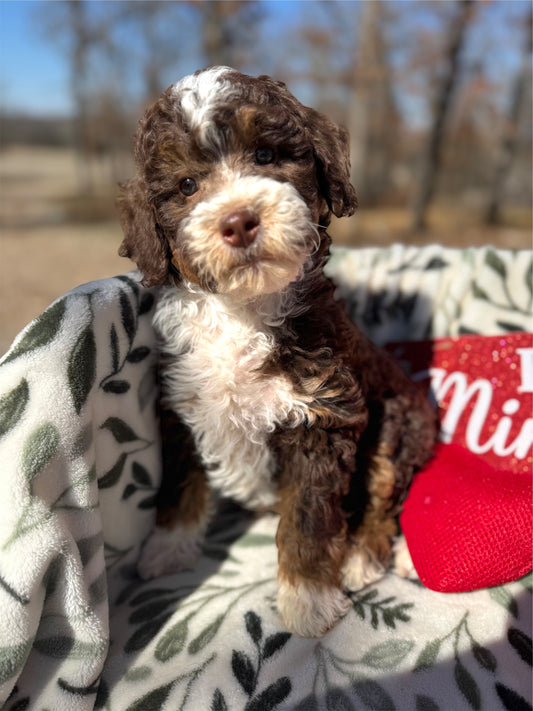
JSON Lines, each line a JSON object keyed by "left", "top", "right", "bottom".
{"left": 412, "top": 0, "right": 473, "bottom": 232}
{"left": 68, "top": 0, "right": 94, "bottom": 194}
{"left": 348, "top": 1, "right": 380, "bottom": 201}
{"left": 485, "top": 10, "right": 532, "bottom": 225}
{"left": 347, "top": 1, "right": 397, "bottom": 205}
{"left": 202, "top": 1, "right": 231, "bottom": 67}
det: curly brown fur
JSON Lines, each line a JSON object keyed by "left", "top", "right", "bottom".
{"left": 118, "top": 67, "right": 436, "bottom": 637}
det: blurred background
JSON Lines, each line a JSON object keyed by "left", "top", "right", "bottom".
{"left": 1, "top": 0, "right": 532, "bottom": 354}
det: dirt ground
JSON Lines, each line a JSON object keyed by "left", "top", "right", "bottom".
{"left": 1, "top": 146, "right": 531, "bottom": 357}
{"left": 0, "top": 147, "right": 135, "bottom": 355}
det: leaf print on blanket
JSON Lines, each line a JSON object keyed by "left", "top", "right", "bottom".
{"left": 352, "top": 678, "right": 396, "bottom": 710}
{"left": 467, "top": 249, "right": 533, "bottom": 335}
{"left": 83, "top": 282, "right": 156, "bottom": 427}
{"left": 70, "top": 423, "right": 93, "bottom": 460}
{"left": 122, "top": 575, "right": 274, "bottom": 658}
{"left": 0, "top": 378, "right": 29, "bottom": 439}
{"left": 22, "top": 421, "right": 60, "bottom": 484}
{"left": 2, "top": 298, "right": 66, "bottom": 365}
{"left": 227, "top": 610, "right": 292, "bottom": 711}
{"left": 349, "top": 588, "right": 414, "bottom": 630}
{"left": 119, "top": 289, "right": 136, "bottom": 346}
{"left": 387, "top": 254, "right": 450, "bottom": 275}
{"left": 0, "top": 640, "right": 33, "bottom": 686}
{"left": 100, "top": 307, "right": 151, "bottom": 396}
{"left": 360, "top": 639, "right": 416, "bottom": 671}
{"left": 3, "top": 422, "right": 98, "bottom": 551}
{"left": 68, "top": 324, "right": 96, "bottom": 415}
{"left": 122, "top": 461, "right": 158, "bottom": 510}
{"left": 412, "top": 605, "right": 533, "bottom": 711}
{"left": 115, "top": 278, "right": 155, "bottom": 334}
{"left": 508, "top": 627, "right": 533, "bottom": 666}
{"left": 0, "top": 573, "right": 30, "bottom": 605}
{"left": 296, "top": 641, "right": 405, "bottom": 711}
{"left": 98, "top": 451, "right": 127, "bottom": 490}
{"left": 489, "top": 581, "right": 522, "bottom": 618}
{"left": 100, "top": 417, "right": 144, "bottom": 444}
{"left": 414, "top": 612, "right": 492, "bottom": 677}
{"left": 57, "top": 676, "right": 101, "bottom": 698}
{"left": 97, "top": 418, "right": 155, "bottom": 500}
{"left": 495, "top": 682, "right": 533, "bottom": 711}
{"left": 124, "top": 653, "right": 216, "bottom": 711}
{"left": 115, "top": 275, "right": 155, "bottom": 318}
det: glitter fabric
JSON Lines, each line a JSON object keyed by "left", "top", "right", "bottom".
{"left": 388, "top": 332, "right": 533, "bottom": 474}
{"left": 391, "top": 332, "right": 532, "bottom": 592}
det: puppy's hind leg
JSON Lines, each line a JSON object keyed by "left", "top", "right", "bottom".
{"left": 342, "top": 393, "right": 435, "bottom": 592}
{"left": 392, "top": 535, "right": 419, "bottom": 581}
{"left": 138, "top": 409, "right": 212, "bottom": 580}
{"left": 341, "top": 446, "right": 398, "bottom": 591}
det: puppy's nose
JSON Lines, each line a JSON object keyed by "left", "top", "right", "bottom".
{"left": 219, "top": 209, "right": 260, "bottom": 248}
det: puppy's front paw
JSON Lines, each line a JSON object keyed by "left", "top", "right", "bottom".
{"left": 138, "top": 525, "right": 203, "bottom": 580}
{"left": 341, "top": 546, "right": 388, "bottom": 592}
{"left": 392, "top": 535, "right": 419, "bottom": 580}
{"left": 277, "top": 578, "right": 352, "bottom": 637}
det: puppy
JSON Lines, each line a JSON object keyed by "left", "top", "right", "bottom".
{"left": 117, "top": 66, "right": 436, "bottom": 637}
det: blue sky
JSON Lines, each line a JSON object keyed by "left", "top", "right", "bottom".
{"left": 0, "top": 0, "right": 323, "bottom": 116}
{"left": 0, "top": 0, "right": 530, "bottom": 119}
{"left": 0, "top": 0, "right": 309, "bottom": 115}
{"left": 1, "top": 1, "right": 73, "bottom": 114}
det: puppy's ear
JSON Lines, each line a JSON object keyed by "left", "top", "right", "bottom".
{"left": 117, "top": 178, "right": 170, "bottom": 287}
{"left": 306, "top": 109, "right": 358, "bottom": 219}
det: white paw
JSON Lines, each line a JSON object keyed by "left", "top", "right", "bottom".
{"left": 277, "top": 579, "right": 352, "bottom": 638}
{"left": 137, "top": 525, "right": 203, "bottom": 580}
{"left": 392, "top": 536, "right": 419, "bottom": 580}
{"left": 341, "top": 547, "right": 387, "bottom": 592}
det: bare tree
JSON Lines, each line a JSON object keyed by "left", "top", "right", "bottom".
{"left": 113, "top": 2, "right": 190, "bottom": 104}
{"left": 411, "top": 0, "right": 473, "bottom": 231}
{"left": 67, "top": 1, "right": 92, "bottom": 191}
{"left": 284, "top": 2, "right": 398, "bottom": 204}
{"left": 191, "top": 0, "right": 263, "bottom": 69}
{"left": 485, "top": 9, "right": 533, "bottom": 225}
{"left": 347, "top": 1, "right": 398, "bottom": 205}
{"left": 37, "top": 0, "right": 117, "bottom": 192}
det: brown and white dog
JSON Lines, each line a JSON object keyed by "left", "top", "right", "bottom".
{"left": 117, "top": 66, "right": 436, "bottom": 637}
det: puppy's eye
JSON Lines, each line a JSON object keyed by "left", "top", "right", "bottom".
{"left": 180, "top": 177, "right": 199, "bottom": 196}
{"left": 255, "top": 147, "right": 275, "bottom": 165}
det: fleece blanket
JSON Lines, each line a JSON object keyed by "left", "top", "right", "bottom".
{"left": 0, "top": 245, "right": 531, "bottom": 711}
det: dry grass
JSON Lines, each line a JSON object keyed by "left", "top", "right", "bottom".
{"left": 1, "top": 145, "right": 531, "bottom": 357}
{"left": 0, "top": 147, "right": 134, "bottom": 355}
{"left": 1, "top": 223, "right": 133, "bottom": 354}
{"left": 329, "top": 205, "right": 532, "bottom": 250}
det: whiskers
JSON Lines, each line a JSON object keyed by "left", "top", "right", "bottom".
{"left": 309, "top": 223, "right": 322, "bottom": 255}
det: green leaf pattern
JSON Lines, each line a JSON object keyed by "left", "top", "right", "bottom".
{"left": 68, "top": 324, "right": 97, "bottom": 414}
{"left": 0, "top": 378, "right": 29, "bottom": 439}
{"left": 0, "top": 250, "right": 531, "bottom": 710}
{"left": 1, "top": 298, "right": 66, "bottom": 365}
{"left": 326, "top": 244, "right": 533, "bottom": 341}
{"left": 22, "top": 422, "right": 60, "bottom": 483}
{"left": 0, "top": 273, "right": 158, "bottom": 708}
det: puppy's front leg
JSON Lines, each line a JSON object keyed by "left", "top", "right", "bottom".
{"left": 274, "top": 428, "right": 356, "bottom": 637}
{"left": 138, "top": 409, "right": 212, "bottom": 580}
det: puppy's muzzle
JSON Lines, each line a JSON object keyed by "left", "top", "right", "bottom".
{"left": 220, "top": 209, "right": 260, "bottom": 249}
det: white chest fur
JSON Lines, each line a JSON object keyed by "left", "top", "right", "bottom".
{"left": 153, "top": 284, "right": 310, "bottom": 509}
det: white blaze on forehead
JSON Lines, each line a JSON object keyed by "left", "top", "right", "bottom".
{"left": 171, "top": 66, "right": 239, "bottom": 147}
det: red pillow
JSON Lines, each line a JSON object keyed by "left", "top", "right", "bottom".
{"left": 391, "top": 333, "right": 532, "bottom": 592}
{"left": 400, "top": 442, "right": 532, "bottom": 592}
